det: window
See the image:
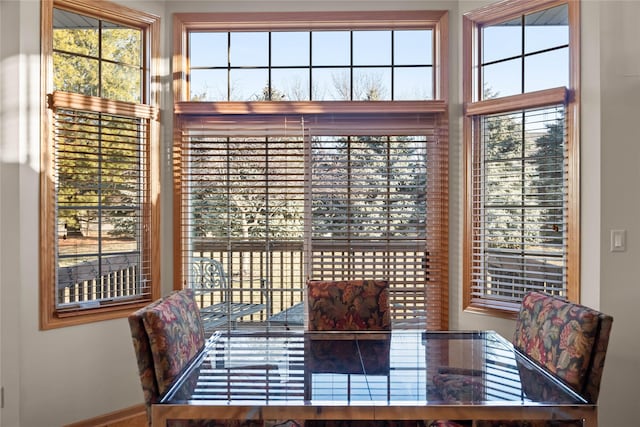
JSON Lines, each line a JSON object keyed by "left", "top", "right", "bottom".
{"left": 174, "top": 11, "right": 450, "bottom": 330}
{"left": 40, "top": 0, "right": 160, "bottom": 328}
{"left": 463, "top": 0, "right": 579, "bottom": 314}
{"left": 189, "top": 29, "right": 433, "bottom": 101}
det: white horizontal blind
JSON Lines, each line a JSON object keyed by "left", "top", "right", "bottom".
{"left": 470, "top": 105, "right": 567, "bottom": 307}
{"left": 178, "top": 113, "right": 448, "bottom": 330}
{"left": 53, "top": 100, "right": 151, "bottom": 309}
{"left": 307, "top": 115, "right": 448, "bottom": 330}
{"left": 180, "top": 117, "right": 306, "bottom": 327}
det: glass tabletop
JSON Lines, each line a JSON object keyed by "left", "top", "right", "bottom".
{"left": 161, "top": 329, "right": 587, "bottom": 407}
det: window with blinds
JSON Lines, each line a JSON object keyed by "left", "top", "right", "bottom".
{"left": 41, "top": 0, "right": 160, "bottom": 328}
{"left": 309, "top": 133, "right": 435, "bottom": 323}
{"left": 179, "top": 119, "right": 306, "bottom": 324}
{"left": 463, "top": 0, "right": 579, "bottom": 313}
{"left": 175, "top": 114, "right": 448, "bottom": 330}
{"left": 469, "top": 105, "right": 567, "bottom": 309}
{"left": 52, "top": 94, "right": 153, "bottom": 309}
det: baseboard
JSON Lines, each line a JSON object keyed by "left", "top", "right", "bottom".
{"left": 64, "top": 403, "right": 147, "bottom": 427}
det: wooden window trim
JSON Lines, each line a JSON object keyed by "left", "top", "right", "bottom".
{"left": 462, "top": 0, "right": 580, "bottom": 317}
{"left": 40, "top": 0, "right": 161, "bottom": 329}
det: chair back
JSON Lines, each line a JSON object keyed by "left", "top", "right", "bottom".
{"left": 513, "top": 291, "right": 613, "bottom": 402}
{"left": 128, "top": 289, "right": 205, "bottom": 425}
{"left": 307, "top": 279, "right": 391, "bottom": 331}
{"left": 191, "top": 257, "right": 228, "bottom": 289}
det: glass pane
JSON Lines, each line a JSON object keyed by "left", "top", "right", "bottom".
{"left": 229, "top": 69, "right": 269, "bottom": 100}
{"left": 102, "top": 23, "right": 141, "bottom": 66}
{"left": 525, "top": 4, "right": 569, "bottom": 54}
{"left": 353, "top": 31, "right": 391, "bottom": 66}
{"left": 394, "top": 30, "right": 432, "bottom": 65}
{"left": 484, "top": 112, "right": 523, "bottom": 159}
{"left": 312, "top": 31, "right": 350, "bottom": 66}
{"left": 102, "top": 62, "right": 141, "bottom": 102}
{"left": 272, "top": 32, "right": 310, "bottom": 66}
{"left": 53, "top": 8, "right": 98, "bottom": 57}
{"left": 53, "top": 52, "right": 99, "bottom": 96}
{"left": 101, "top": 213, "right": 140, "bottom": 252}
{"left": 191, "top": 69, "right": 228, "bottom": 101}
{"left": 482, "top": 18, "right": 521, "bottom": 64}
{"left": 272, "top": 68, "right": 310, "bottom": 100}
{"left": 190, "top": 32, "right": 228, "bottom": 67}
{"left": 312, "top": 68, "right": 350, "bottom": 100}
{"left": 230, "top": 32, "right": 268, "bottom": 67}
{"left": 394, "top": 67, "right": 432, "bottom": 100}
{"left": 482, "top": 58, "right": 521, "bottom": 99}
{"left": 353, "top": 68, "right": 391, "bottom": 100}
{"left": 525, "top": 48, "right": 568, "bottom": 92}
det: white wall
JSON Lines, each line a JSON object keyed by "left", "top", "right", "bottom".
{"left": 1, "top": 0, "right": 637, "bottom": 426}
{"left": 0, "top": 1, "right": 167, "bottom": 426}
{"left": 596, "top": 2, "right": 640, "bottom": 425}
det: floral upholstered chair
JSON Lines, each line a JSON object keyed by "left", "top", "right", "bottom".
{"left": 307, "top": 279, "right": 391, "bottom": 331}
{"left": 128, "top": 289, "right": 262, "bottom": 427}
{"left": 429, "top": 291, "right": 614, "bottom": 427}
{"left": 306, "top": 280, "right": 421, "bottom": 427}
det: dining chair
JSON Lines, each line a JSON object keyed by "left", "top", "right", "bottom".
{"left": 305, "top": 279, "right": 421, "bottom": 427}
{"left": 128, "top": 288, "right": 263, "bottom": 427}
{"left": 306, "top": 279, "right": 391, "bottom": 331}
{"left": 429, "top": 291, "right": 614, "bottom": 427}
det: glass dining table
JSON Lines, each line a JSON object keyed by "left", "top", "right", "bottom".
{"left": 152, "top": 329, "right": 598, "bottom": 426}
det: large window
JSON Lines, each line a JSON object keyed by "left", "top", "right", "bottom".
{"left": 40, "top": 0, "right": 160, "bottom": 328}
{"left": 174, "top": 11, "right": 450, "bottom": 330}
{"left": 463, "top": 0, "right": 579, "bottom": 314}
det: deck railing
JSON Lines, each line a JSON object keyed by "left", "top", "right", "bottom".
{"left": 57, "top": 242, "right": 430, "bottom": 328}
{"left": 57, "top": 253, "right": 143, "bottom": 307}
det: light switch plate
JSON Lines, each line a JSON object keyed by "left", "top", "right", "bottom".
{"left": 610, "top": 229, "right": 627, "bottom": 252}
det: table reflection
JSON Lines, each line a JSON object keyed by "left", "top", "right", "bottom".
{"left": 161, "top": 329, "right": 586, "bottom": 408}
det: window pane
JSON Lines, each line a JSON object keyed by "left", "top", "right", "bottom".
{"left": 54, "top": 109, "right": 147, "bottom": 307}
{"left": 230, "top": 32, "right": 268, "bottom": 67}
{"left": 353, "top": 68, "right": 391, "bottom": 100}
{"left": 474, "top": 106, "right": 566, "bottom": 301}
{"left": 102, "top": 23, "right": 141, "bottom": 66}
{"left": 191, "top": 69, "right": 228, "bottom": 101}
{"left": 229, "top": 69, "right": 269, "bottom": 100}
{"left": 102, "top": 62, "right": 141, "bottom": 102}
{"left": 312, "top": 31, "right": 350, "bottom": 66}
{"left": 53, "top": 8, "right": 99, "bottom": 57}
{"left": 272, "top": 32, "right": 310, "bottom": 66}
{"left": 353, "top": 30, "right": 391, "bottom": 66}
{"left": 190, "top": 32, "right": 228, "bottom": 67}
{"left": 394, "top": 30, "right": 432, "bottom": 65}
{"left": 482, "top": 58, "right": 521, "bottom": 98}
{"left": 272, "top": 68, "right": 310, "bottom": 100}
{"left": 525, "top": 48, "right": 568, "bottom": 92}
{"left": 312, "top": 68, "right": 350, "bottom": 100}
{"left": 482, "top": 18, "right": 521, "bottom": 64}
{"left": 525, "top": 4, "right": 568, "bottom": 54}
{"left": 53, "top": 52, "right": 99, "bottom": 96}
{"left": 394, "top": 67, "right": 433, "bottom": 100}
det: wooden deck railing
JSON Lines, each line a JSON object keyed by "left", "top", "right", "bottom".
{"left": 57, "top": 242, "right": 430, "bottom": 328}
{"left": 57, "top": 253, "right": 142, "bottom": 306}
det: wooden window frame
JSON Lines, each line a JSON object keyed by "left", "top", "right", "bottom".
{"left": 173, "top": 11, "right": 450, "bottom": 330}
{"left": 40, "top": 0, "right": 161, "bottom": 329}
{"left": 462, "top": 0, "right": 580, "bottom": 317}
